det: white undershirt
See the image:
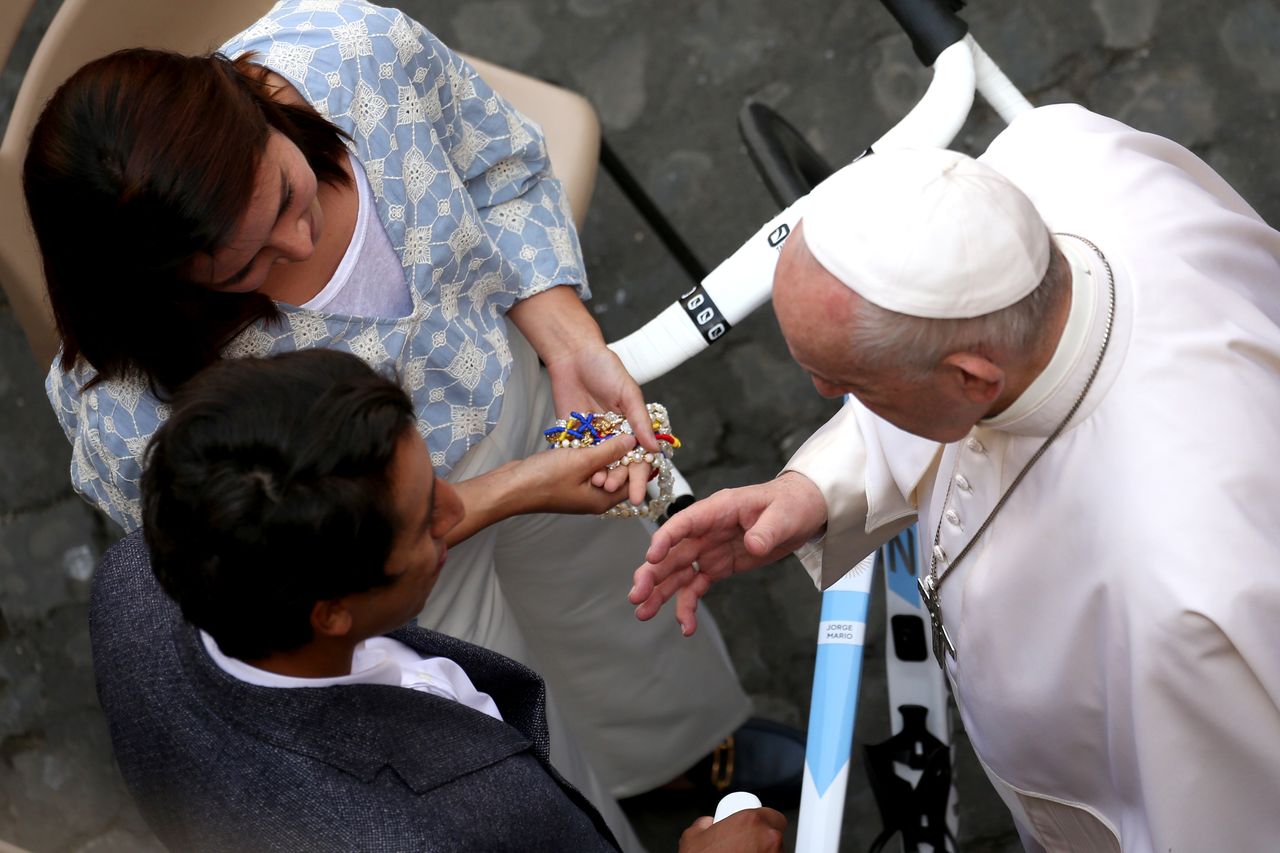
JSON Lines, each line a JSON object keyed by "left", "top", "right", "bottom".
{"left": 200, "top": 631, "right": 503, "bottom": 721}
{"left": 301, "top": 151, "right": 415, "bottom": 319}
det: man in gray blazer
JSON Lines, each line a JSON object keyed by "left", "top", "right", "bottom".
{"left": 90, "top": 349, "right": 785, "bottom": 853}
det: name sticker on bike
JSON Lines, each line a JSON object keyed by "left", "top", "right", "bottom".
{"left": 818, "top": 620, "right": 866, "bottom": 646}
{"left": 679, "top": 284, "right": 731, "bottom": 345}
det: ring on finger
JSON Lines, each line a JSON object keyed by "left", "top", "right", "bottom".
{"left": 691, "top": 560, "right": 701, "bottom": 574}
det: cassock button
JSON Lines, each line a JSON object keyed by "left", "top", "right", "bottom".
{"left": 932, "top": 544, "right": 948, "bottom": 565}
{"left": 955, "top": 474, "right": 972, "bottom": 492}
{"left": 966, "top": 438, "right": 985, "bottom": 454}
{"left": 945, "top": 509, "right": 961, "bottom": 526}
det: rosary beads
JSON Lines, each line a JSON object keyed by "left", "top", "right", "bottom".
{"left": 543, "top": 402, "right": 681, "bottom": 521}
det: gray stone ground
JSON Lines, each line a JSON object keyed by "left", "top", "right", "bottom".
{"left": 1, "top": 0, "right": 1277, "bottom": 851}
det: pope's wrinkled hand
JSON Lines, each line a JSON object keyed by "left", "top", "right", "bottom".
{"left": 629, "top": 472, "right": 828, "bottom": 636}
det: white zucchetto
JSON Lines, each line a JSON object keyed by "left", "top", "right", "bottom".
{"left": 801, "top": 148, "right": 1051, "bottom": 319}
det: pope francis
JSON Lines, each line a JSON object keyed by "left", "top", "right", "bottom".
{"left": 628, "top": 103, "right": 1280, "bottom": 852}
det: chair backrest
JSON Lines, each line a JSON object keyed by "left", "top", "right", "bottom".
{"left": 0, "top": 0, "right": 278, "bottom": 367}
{"left": 0, "top": 0, "right": 39, "bottom": 78}
{"left": 0, "top": 0, "right": 599, "bottom": 369}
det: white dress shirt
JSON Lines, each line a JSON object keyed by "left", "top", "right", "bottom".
{"left": 201, "top": 631, "right": 503, "bottom": 721}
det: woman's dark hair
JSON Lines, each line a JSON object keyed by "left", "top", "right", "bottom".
{"left": 141, "top": 349, "right": 416, "bottom": 660}
{"left": 23, "top": 48, "right": 351, "bottom": 392}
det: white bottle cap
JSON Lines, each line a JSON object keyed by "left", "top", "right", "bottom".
{"left": 713, "top": 791, "right": 763, "bottom": 823}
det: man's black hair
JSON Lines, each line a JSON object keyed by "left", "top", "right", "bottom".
{"left": 141, "top": 349, "right": 417, "bottom": 660}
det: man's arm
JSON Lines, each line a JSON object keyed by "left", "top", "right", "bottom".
{"left": 630, "top": 395, "right": 939, "bottom": 632}
{"left": 446, "top": 435, "right": 638, "bottom": 546}
{"left": 783, "top": 396, "right": 938, "bottom": 588}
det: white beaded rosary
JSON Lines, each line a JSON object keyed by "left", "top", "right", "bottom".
{"left": 543, "top": 402, "right": 681, "bottom": 521}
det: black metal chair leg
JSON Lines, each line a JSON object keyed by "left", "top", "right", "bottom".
{"left": 598, "top": 137, "right": 709, "bottom": 284}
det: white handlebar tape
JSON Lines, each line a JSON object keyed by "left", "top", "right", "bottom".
{"left": 968, "top": 35, "right": 1033, "bottom": 123}
{"left": 609, "top": 196, "right": 808, "bottom": 385}
{"left": 713, "top": 791, "right": 763, "bottom": 824}
{"left": 871, "top": 38, "right": 974, "bottom": 153}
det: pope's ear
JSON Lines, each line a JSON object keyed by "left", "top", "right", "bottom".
{"left": 311, "top": 599, "right": 354, "bottom": 639}
{"left": 941, "top": 351, "right": 1004, "bottom": 405}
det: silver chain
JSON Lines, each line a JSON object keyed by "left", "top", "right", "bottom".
{"left": 929, "top": 234, "right": 1117, "bottom": 595}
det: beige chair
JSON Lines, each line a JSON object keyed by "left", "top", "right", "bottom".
{"left": 0, "top": 0, "right": 600, "bottom": 368}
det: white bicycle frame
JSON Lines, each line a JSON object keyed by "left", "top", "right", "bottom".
{"left": 607, "top": 12, "right": 1033, "bottom": 852}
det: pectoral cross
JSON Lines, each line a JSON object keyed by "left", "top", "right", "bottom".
{"left": 918, "top": 574, "right": 956, "bottom": 669}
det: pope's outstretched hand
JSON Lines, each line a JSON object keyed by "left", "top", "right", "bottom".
{"left": 630, "top": 472, "right": 828, "bottom": 636}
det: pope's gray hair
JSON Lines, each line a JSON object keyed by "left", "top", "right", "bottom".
{"left": 847, "top": 234, "right": 1071, "bottom": 378}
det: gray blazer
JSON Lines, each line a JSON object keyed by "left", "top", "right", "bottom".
{"left": 89, "top": 532, "right": 619, "bottom": 852}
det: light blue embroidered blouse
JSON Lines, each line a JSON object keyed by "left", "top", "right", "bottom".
{"left": 46, "top": 0, "right": 589, "bottom": 531}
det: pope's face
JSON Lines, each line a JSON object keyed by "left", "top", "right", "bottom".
{"left": 772, "top": 226, "right": 982, "bottom": 443}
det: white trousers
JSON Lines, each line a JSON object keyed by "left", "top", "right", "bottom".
{"left": 417, "top": 325, "right": 751, "bottom": 852}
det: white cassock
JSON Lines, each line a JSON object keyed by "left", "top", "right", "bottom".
{"left": 785, "top": 104, "right": 1280, "bottom": 852}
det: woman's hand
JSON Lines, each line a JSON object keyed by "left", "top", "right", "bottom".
{"left": 544, "top": 345, "right": 660, "bottom": 506}
{"left": 507, "top": 286, "right": 660, "bottom": 505}
{"left": 543, "top": 341, "right": 657, "bottom": 447}
{"left": 507, "top": 287, "right": 658, "bottom": 448}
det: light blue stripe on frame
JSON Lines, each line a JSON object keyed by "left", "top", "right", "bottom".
{"left": 820, "top": 590, "right": 870, "bottom": 623}
{"left": 806, "top": 588, "right": 871, "bottom": 796}
{"left": 883, "top": 525, "right": 922, "bottom": 606}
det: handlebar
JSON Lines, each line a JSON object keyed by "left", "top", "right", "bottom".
{"left": 879, "top": 0, "right": 968, "bottom": 66}
{"left": 607, "top": 7, "right": 1031, "bottom": 385}
{"left": 869, "top": 38, "right": 974, "bottom": 153}
{"left": 609, "top": 198, "right": 806, "bottom": 385}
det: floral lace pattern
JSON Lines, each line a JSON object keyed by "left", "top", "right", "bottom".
{"left": 46, "top": 0, "right": 588, "bottom": 530}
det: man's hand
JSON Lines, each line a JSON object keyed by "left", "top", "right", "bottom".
{"left": 629, "top": 473, "right": 827, "bottom": 636}
{"left": 678, "top": 808, "right": 787, "bottom": 853}
{"left": 507, "top": 434, "right": 638, "bottom": 515}
{"left": 447, "top": 436, "right": 639, "bottom": 545}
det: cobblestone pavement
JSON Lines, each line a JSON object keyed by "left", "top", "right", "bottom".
{"left": 2, "top": 0, "right": 1277, "bottom": 850}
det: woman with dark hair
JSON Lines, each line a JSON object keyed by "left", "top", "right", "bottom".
{"left": 26, "top": 1, "right": 754, "bottom": 848}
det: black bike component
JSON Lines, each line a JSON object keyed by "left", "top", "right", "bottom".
{"left": 737, "top": 100, "right": 836, "bottom": 208}
{"left": 878, "top": 0, "right": 969, "bottom": 66}
{"left": 664, "top": 493, "right": 696, "bottom": 520}
{"left": 890, "top": 614, "right": 929, "bottom": 662}
{"left": 863, "top": 704, "right": 954, "bottom": 852}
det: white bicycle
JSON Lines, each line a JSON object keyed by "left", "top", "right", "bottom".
{"left": 605, "top": 2, "right": 1032, "bottom": 850}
